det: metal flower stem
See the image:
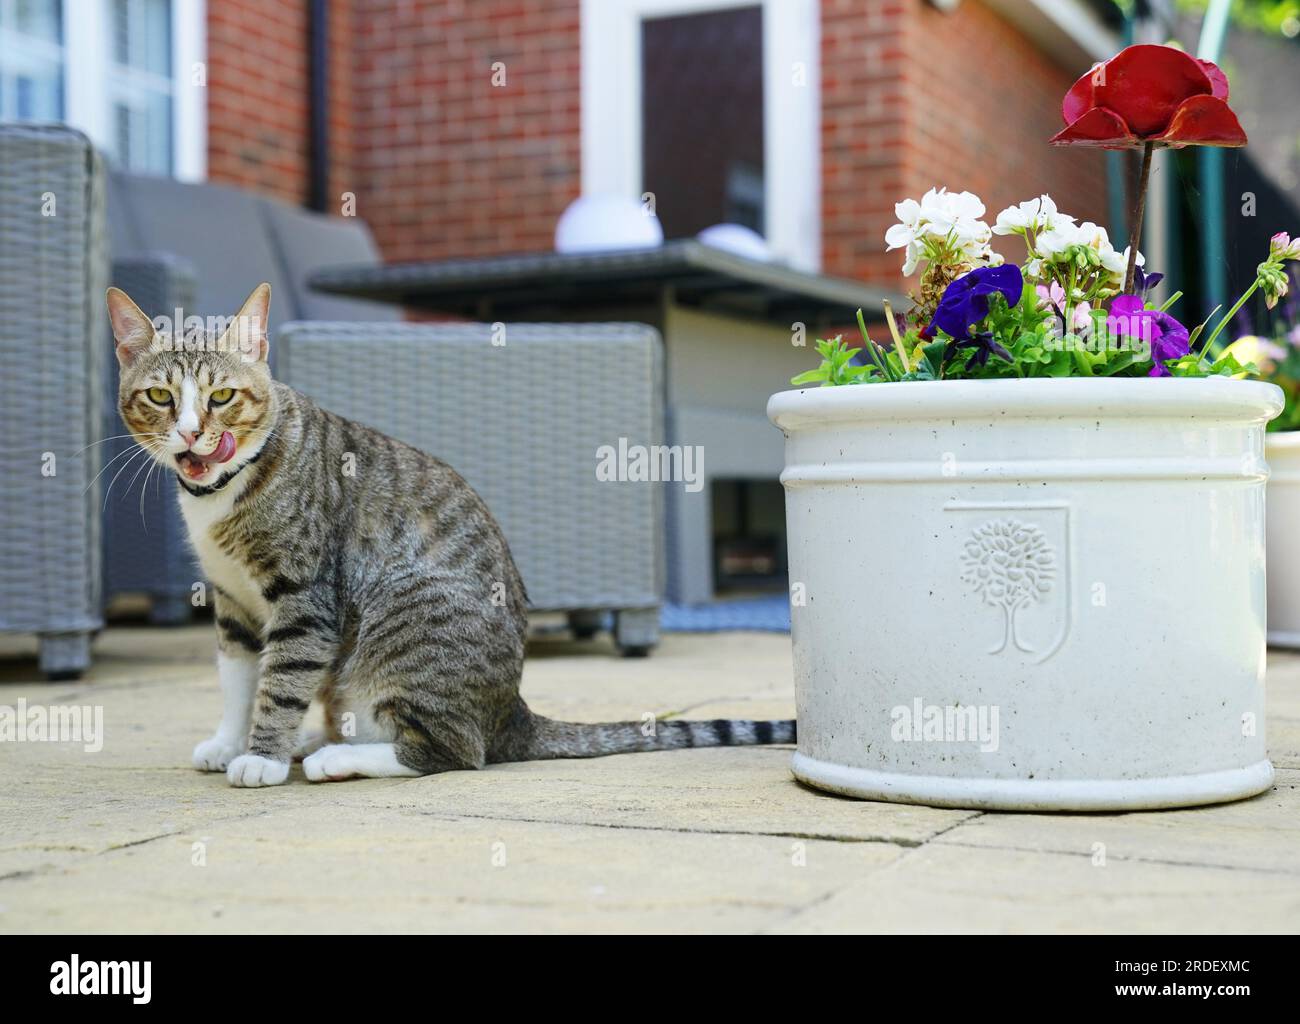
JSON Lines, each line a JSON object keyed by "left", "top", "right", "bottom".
{"left": 1124, "top": 141, "right": 1155, "bottom": 296}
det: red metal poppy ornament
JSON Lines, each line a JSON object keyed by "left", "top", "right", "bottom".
{"left": 1050, "top": 44, "right": 1247, "bottom": 293}
{"left": 1051, "top": 44, "right": 1245, "bottom": 150}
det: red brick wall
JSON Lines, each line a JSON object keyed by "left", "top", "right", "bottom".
{"left": 205, "top": 0, "right": 359, "bottom": 207}
{"left": 821, "top": 0, "right": 910, "bottom": 285}
{"left": 206, "top": 0, "right": 582, "bottom": 258}
{"left": 204, "top": 0, "right": 1112, "bottom": 285}
{"left": 821, "top": 0, "right": 1112, "bottom": 287}
{"left": 350, "top": 0, "right": 582, "bottom": 262}
{"left": 206, "top": 0, "right": 312, "bottom": 204}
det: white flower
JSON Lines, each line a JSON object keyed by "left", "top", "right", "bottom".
{"left": 1102, "top": 245, "right": 1144, "bottom": 278}
{"left": 885, "top": 187, "right": 993, "bottom": 275}
{"left": 1031, "top": 217, "right": 1143, "bottom": 284}
{"left": 993, "top": 203, "right": 1033, "bottom": 236}
{"left": 884, "top": 198, "right": 925, "bottom": 274}
{"left": 1097, "top": 245, "right": 1144, "bottom": 286}
{"left": 1073, "top": 221, "right": 1111, "bottom": 251}
{"left": 899, "top": 242, "right": 924, "bottom": 276}
{"left": 885, "top": 198, "right": 922, "bottom": 248}
{"left": 953, "top": 219, "right": 993, "bottom": 248}
{"left": 921, "top": 187, "right": 989, "bottom": 243}
{"left": 1034, "top": 223, "right": 1081, "bottom": 260}
{"left": 994, "top": 195, "right": 1075, "bottom": 236}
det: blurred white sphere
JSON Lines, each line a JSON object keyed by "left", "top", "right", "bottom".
{"left": 697, "top": 223, "right": 772, "bottom": 261}
{"left": 554, "top": 195, "right": 664, "bottom": 253}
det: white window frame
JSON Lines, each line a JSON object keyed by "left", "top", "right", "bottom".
{"left": 581, "top": 0, "right": 821, "bottom": 272}
{"left": 64, "top": 0, "right": 206, "bottom": 180}
{"left": 0, "top": 0, "right": 66, "bottom": 122}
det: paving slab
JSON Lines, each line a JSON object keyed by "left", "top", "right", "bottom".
{"left": 1267, "top": 652, "right": 1300, "bottom": 769}
{"left": 774, "top": 841, "right": 1300, "bottom": 934}
{"left": 353, "top": 748, "right": 974, "bottom": 846}
{"left": 928, "top": 767, "right": 1300, "bottom": 876}
{"left": 0, "top": 805, "right": 903, "bottom": 934}
{"left": 2, "top": 627, "right": 1299, "bottom": 932}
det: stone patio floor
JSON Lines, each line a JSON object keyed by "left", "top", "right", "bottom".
{"left": 1, "top": 624, "right": 1297, "bottom": 934}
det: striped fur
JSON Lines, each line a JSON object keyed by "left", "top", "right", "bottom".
{"left": 110, "top": 284, "right": 796, "bottom": 781}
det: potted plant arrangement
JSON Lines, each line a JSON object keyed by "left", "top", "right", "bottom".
{"left": 769, "top": 44, "right": 1294, "bottom": 811}
{"left": 1220, "top": 251, "right": 1300, "bottom": 647}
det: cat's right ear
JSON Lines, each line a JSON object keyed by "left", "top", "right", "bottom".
{"left": 106, "top": 288, "right": 155, "bottom": 366}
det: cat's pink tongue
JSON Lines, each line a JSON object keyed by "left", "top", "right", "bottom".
{"left": 193, "top": 431, "right": 237, "bottom": 464}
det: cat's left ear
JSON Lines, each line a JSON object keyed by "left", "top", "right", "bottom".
{"left": 221, "top": 283, "right": 271, "bottom": 363}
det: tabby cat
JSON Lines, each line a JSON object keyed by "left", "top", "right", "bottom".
{"left": 107, "top": 284, "right": 795, "bottom": 787}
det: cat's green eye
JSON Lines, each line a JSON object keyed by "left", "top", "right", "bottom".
{"left": 146, "top": 386, "right": 172, "bottom": 405}
{"left": 209, "top": 387, "right": 235, "bottom": 405}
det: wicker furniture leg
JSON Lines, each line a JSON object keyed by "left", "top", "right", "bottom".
{"left": 614, "top": 607, "right": 660, "bottom": 657}
{"left": 38, "top": 632, "right": 94, "bottom": 680}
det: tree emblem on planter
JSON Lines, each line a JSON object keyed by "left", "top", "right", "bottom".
{"left": 961, "top": 518, "right": 1057, "bottom": 654}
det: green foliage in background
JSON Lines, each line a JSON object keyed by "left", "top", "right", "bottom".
{"left": 1111, "top": 0, "right": 1300, "bottom": 36}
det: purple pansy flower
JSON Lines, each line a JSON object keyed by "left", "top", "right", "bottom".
{"left": 1133, "top": 266, "right": 1164, "bottom": 300}
{"left": 924, "top": 264, "right": 1024, "bottom": 341}
{"left": 1107, "top": 294, "right": 1190, "bottom": 376}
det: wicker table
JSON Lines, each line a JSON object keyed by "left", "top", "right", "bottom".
{"left": 309, "top": 241, "right": 900, "bottom": 603}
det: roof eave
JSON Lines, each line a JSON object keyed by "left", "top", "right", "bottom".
{"left": 982, "top": 0, "right": 1121, "bottom": 66}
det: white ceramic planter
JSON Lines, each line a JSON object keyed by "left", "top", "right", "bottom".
{"left": 1267, "top": 432, "right": 1300, "bottom": 649}
{"left": 768, "top": 378, "right": 1283, "bottom": 811}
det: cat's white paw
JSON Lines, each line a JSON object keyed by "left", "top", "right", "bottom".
{"left": 303, "top": 743, "right": 420, "bottom": 782}
{"left": 193, "top": 735, "right": 244, "bottom": 772}
{"left": 226, "top": 753, "right": 290, "bottom": 788}
{"left": 302, "top": 744, "right": 360, "bottom": 782}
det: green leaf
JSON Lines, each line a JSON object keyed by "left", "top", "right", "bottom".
{"left": 921, "top": 339, "right": 947, "bottom": 375}
{"left": 1157, "top": 290, "right": 1183, "bottom": 313}
{"left": 1099, "top": 353, "right": 1136, "bottom": 376}
{"left": 789, "top": 369, "right": 827, "bottom": 386}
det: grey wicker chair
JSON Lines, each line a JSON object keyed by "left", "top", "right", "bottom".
{"left": 278, "top": 322, "right": 664, "bottom": 654}
{"left": 0, "top": 125, "right": 107, "bottom": 677}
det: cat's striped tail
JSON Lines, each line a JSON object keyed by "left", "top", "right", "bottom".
{"left": 493, "top": 704, "right": 796, "bottom": 762}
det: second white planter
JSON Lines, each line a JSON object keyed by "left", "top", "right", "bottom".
{"left": 769, "top": 377, "right": 1283, "bottom": 812}
{"left": 1267, "top": 431, "right": 1300, "bottom": 648}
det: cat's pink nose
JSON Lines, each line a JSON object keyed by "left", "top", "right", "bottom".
{"left": 179, "top": 431, "right": 198, "bottom": 447}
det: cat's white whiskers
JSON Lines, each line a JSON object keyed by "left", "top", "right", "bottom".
{"left": 83, "top": 441, "right": 156, "bottom": 496}
{"left": 138, "top": 446, "right": 171, "bottom": 529}
{"left": 101, "top": 443, "right": 159, "bottom": 511}
{"left": 124, "top": 441, "right": 162, "bottom": 521}
{"left": 243, "top": 423, "right": 279, "bottom": 446}
{"left": 70, "top": 432, "right": 168, "bottom": 458}
{"left": 137, "top": 459, "right": 156, "bottom": 529}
